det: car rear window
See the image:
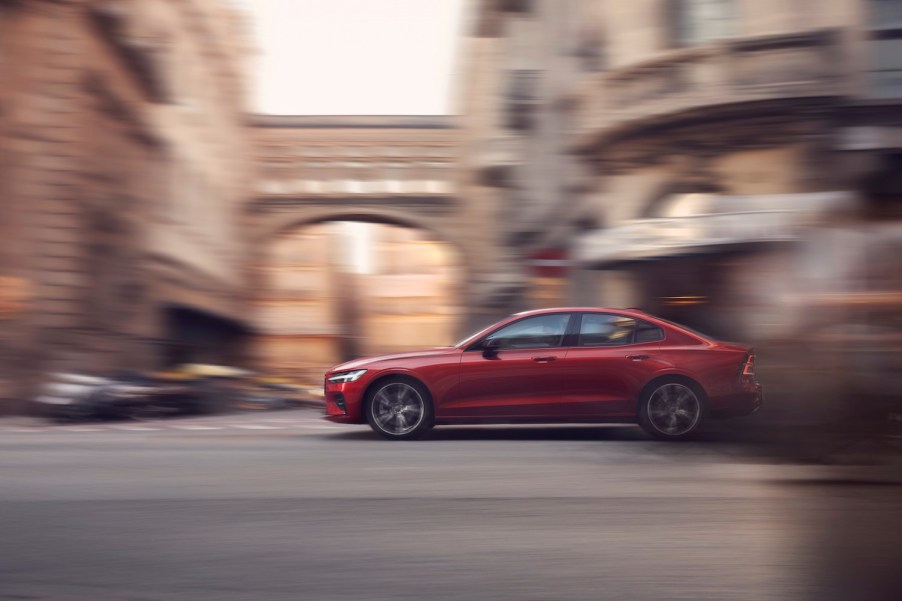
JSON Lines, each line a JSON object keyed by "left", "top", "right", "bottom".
{"left": 635, "top": 320, "right": 664, "bottom": 343}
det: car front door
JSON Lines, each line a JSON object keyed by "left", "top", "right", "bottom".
{"left": 558, "top": 313, "right": 665, "bottom": 418}
{"left": 447, "top": 312, "right": 575, "bottom": 419}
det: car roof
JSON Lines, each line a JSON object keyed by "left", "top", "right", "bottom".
{"left": 513, "top": 307, "right": 649, "bottom": 318}
{"left": 454, "top": 306, "right": 713, "bottom": 349}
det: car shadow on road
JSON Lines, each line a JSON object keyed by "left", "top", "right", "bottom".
{"left": 427, "top": 425, "right": 653, "bottom": 441}
{"left": 321, "top": 426, "right": 770, "bottom": 465}
{"left": 328, "top": 425, "right": 655, "bottom": 442}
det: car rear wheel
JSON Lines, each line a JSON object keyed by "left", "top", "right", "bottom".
{"left": 639, "top": 380, "right": 706, "bottom": 441}
{"left": 365, "top": 378, "right": 433, "bottom": 440}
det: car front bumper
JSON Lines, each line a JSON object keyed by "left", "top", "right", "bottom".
{"left": 323, "top": 379, "right": 367, "bottom": 423}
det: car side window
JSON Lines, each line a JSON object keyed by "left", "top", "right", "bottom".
{"left": 578, "top": 314, "right": 637, "bottom": 347}
{"left": 635, "top": 319, "right": 665, "bottom": 343}
{"left": 485, "top": 313, "right": 571, "bottom": 350}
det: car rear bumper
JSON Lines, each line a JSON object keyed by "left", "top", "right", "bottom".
{"left": 712, "top": 382, "right": 763, "bottom": 418}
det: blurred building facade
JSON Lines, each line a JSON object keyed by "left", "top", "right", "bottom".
{"left": 460, "top": 0, "right": 597, "bottom": 317}
{"left": 0, "top": 0, "right": 253, "bottom": 411}
{"left": 466, "top": 0, "right": 902, "bottom": 350}
{"left": 249, "top": 116, "right": 466, "bottom": 382}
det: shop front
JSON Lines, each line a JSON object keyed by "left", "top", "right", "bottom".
{"left": 575, "top": 192, "right": 854, "bottom": 341}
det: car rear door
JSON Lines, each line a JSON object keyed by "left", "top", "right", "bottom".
{"left": 558, "top": 313, "right": 664, "bottom": 418}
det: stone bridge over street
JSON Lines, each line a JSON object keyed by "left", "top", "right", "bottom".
{"left": 246, "top": 115, "right": 507, "bottom": 376}
{"left": 247, "top": 115, "right": 497, "bottom": 309}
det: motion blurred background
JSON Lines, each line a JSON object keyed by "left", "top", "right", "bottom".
{"left": 0, "top": 0, "right": 901, "bottom": 433}
{"left": 1, "top": 3, "right": 902, "bottom": 600}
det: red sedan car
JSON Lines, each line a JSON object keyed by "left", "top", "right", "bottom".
{"left": 324, "top": 308, "right": 762, "bottom": 440}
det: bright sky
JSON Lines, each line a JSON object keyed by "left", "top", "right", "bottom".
{"left": 247, "top": 0, "right": 468, "bottom": 115}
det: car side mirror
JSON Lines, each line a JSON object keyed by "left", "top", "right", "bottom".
{"left": 482, "top": 337, "right": 503, "bottom": 357}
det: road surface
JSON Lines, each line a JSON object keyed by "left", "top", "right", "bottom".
{"left": 1, "top": 409, "right": 900, "bottom": 600}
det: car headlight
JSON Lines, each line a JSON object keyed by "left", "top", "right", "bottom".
{"left": 327, "top": 369, "right": 367, "bottom": 383}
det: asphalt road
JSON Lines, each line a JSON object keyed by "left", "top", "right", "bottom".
{"left": 1, "top": 409, "right": 900, "bottom": 601}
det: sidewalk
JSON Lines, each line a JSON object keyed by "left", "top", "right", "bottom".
{"left": 0, "top": 394, "right": 325, "bottom": 426}
{"left": 0, "top": 414, "right": 46, "bottom": 428}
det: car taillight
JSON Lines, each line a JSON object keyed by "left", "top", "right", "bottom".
{"left": 741, "top": 353, "right": 756, "bottom": 378}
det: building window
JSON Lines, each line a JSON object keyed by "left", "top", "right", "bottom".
{"left": 316, "top": 162, "right": 339, "bottom": 193}
{"left": 422, "top": 162, "right": 450, "bottom": 193}
{"left": 384, "top": 162, "right": 406, "bottom": 193}
{"left": 871, "top": 0, "right": 902, "bottom": 27}
{"left": 340, "top": 162, "right": 361, "bottom": 193}
{"left": 574, "top": 26, "right": 606, "bottom": 72}
{"left": 862, "top": 153, "right": 902, "bottom": 218}
{"left": 870, "top": 0, "right": 902, "bottom": 97}
{"left": 505, "top": 69, "right": 540, "bottom": 130}
{"left": 667, "top": 0, "right": 737, "bottom": 48}
{"left": 870, "top": 38, "right": 902, "bottom": 97}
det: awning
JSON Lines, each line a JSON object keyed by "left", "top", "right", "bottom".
{"left": 576, "top": 192, "right": 854, "bottom": 266}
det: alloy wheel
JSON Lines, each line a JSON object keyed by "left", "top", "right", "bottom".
{"left": 646, "top": 382, "right": 701, "bottom": 437}
{"left": 370, "top": 382, "right": 426, "bottom": 436}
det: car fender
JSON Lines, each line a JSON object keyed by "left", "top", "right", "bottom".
{"left": 645, "top": 366, "right": 711, "bottom": 398}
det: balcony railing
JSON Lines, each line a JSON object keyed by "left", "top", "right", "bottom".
{"left": 575, "top": 29, "right": 843, "bottom": 143}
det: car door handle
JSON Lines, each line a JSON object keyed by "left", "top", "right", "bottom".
{"left": 532, "top": 356, "right": 557, "bottom": 363}
{"left": 627, "top": 355, "right": 651, "bottom": 361}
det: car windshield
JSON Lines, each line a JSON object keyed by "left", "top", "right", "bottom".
{"left": 451, "top": 326, "right": 492, "bottom": 348}
{"left": 452, "top": 312, "right": 575, "bottom": 348}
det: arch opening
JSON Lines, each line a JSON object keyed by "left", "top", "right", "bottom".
{"left": 252, "top": 220, "right": 465, "bottom": 385}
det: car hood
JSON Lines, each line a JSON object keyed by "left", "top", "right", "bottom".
{"left": 329, "top": 347, "right": 460, "bottom": 372}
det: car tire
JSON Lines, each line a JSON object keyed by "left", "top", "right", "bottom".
{"left": 365, "top": 377, "right": 434, "bottom": 440}
{"left": 638, "top": 378, "right": 707, "bottom": 441}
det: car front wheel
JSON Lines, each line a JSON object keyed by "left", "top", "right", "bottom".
{"left": 365, "top": 378, "right": 433, "bottom": 440}
{"left": 639, "top": 380, "right": 706, "bottom": 441}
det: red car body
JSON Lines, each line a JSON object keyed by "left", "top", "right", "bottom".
{"left": 324, "top": 308, "right": 762, "bottom": 439}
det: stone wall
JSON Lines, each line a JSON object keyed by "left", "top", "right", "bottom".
{"left": 0, "top": 0, "right": 253, "bottom": 412}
